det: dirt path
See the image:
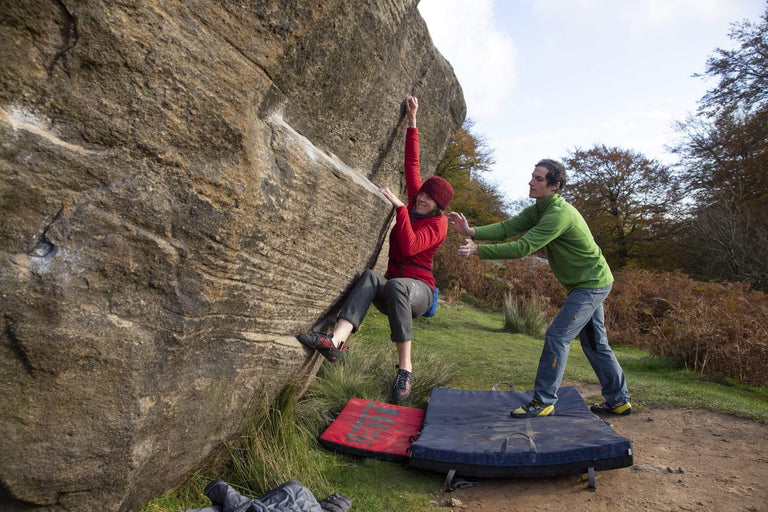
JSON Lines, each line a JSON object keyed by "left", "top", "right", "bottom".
{"left": 433, "top": 384, "right": 768, "bottom": 512}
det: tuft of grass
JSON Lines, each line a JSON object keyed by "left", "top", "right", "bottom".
{"left": 503, "top": 292, "right": 549, "bottom": 338}
{"left": 224, "top": 387, "right": 329, "bottom": 498}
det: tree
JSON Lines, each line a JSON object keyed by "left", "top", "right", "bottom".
{"left": 436, "top": 118, "right": 507, "bottom": 225}
{"left": 673, "top": 4, "right": 768, "bottom": 290}
{"left": 695, "top": 6, "right": 768, "bottom": 119}
{"left": 563, "top": 145, "right": 681, "bottom": 270}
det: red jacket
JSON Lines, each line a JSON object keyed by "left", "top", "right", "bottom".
{"left": 385, "top": 128, "right": 448, "bottom": 290}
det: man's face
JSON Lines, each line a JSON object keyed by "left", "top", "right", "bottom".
{"left": 528, "top": 166, "right": 560, "bottom": 200}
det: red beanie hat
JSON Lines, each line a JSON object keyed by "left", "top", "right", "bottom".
{"left": 419, "top": 176, "right": 454, "bottom": 210}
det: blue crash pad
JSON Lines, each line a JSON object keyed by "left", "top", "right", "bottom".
{"left": 409, "top": 385, "right": 633, "bottom": 478}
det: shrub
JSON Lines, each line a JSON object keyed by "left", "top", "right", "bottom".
{"left": 609, "top": 270, "right": 768, "bottom": 386}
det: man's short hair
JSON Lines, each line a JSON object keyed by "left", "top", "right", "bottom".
{"left": 535, "top": 159, "right": 567, "bottom": 190}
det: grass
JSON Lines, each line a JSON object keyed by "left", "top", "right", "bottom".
{"left": 138, "top": 472, "right": 211, "bottom": 512}
{"left": 140, "top": 301, "right": 768, "bottom": 512}
{"left": 503, "top": 292, "right": 549, "bottom": 338}
{"left": 225, "top": 388, "right": 331, "bottom": 497}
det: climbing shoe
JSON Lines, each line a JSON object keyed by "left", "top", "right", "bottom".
{"left": 297, "top": 331, "right": 346, "bottom": 362}
{"left": 590, "top": 401, "right": 632, "bottom": 416}
{"left": 510, "top": 398, "right": 554, "bottom": 418}
{"left": 392, "top": 366, "right": 413, "bottom": 402}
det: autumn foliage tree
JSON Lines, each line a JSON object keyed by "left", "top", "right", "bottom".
{"left": 673, "top": 4, "right": 768, "bottom": 291}
{"left": 435, "top": 118, "right": 507, "bottom": 225}
{"left": 563, "top": 145, "right": 681, "bottom": 270}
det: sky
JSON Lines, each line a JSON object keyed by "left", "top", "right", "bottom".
{"left": 417, "top": 0, "right": 766, "bottom": 202}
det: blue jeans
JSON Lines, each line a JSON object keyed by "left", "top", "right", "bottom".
{"left": 533, "top": 284, "right": 629, "bottom": 406}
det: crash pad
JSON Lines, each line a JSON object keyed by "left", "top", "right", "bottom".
{"left": 319, "top": 398, "right": 424, "bottom": 463}
{"left": 408, "top": 385, "right": 633, "bottom": 479}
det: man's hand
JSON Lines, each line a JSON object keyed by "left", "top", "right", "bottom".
{"left": 447, "top": 212, "right": 474, "bottom": 237}
{"left": 457, "top": 238, "right": 478, "bottom": 258}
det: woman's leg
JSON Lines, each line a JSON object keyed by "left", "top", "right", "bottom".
{"left": 298, "top": 270, "right": 385, "bottom": 361}
{"left": 374, "top": 277, "right": 430, "bottom": 402}
{"left": 336, "top": 270, "right": 388, "bottom": 344}
{"left": 395, "top": 340, "right": 412, "bottom": 372}
{"left": 330, "top": 319, "right": 355, "bottom": 347}
{"left": 374, "top": 278, "right": 431, "bottom": 345}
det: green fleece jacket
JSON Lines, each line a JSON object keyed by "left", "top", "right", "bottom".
{"left": 474, "top": 193, "right": 612, "bottom": 293}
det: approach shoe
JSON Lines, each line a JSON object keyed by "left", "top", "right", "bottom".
{"left": 590, "top": 401, "right": 632, "bottom": 416}
{"left": 392, "top": 366, "right": 413, "bottom": 402}
{"left": 297, "top": 331, "right": 345, "bottom": 362}
{"left": 510, "top": 398, "right": 554, "bottom": 418}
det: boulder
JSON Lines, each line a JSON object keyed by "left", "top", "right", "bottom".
{"left": 0, "top": 0, "right": 465, "bottom": 510}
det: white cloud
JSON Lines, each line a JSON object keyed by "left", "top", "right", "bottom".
{"left": 418, "top": 0, "right": 517, "bottom": 120}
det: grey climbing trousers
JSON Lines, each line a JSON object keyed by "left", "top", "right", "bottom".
{"left": 338, "top": 269, "right": 432, "bottom": 342}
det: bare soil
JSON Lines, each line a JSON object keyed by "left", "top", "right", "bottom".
{"left": 433, "top": 384, "right": 768, "bottom": 512}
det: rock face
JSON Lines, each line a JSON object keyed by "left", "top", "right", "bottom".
{"left": 0, "top": 1, "right": 464, "bottom": 510}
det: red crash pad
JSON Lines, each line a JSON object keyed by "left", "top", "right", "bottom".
{"left": 319, "top": 398, "right": 424, "bottom": 462}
